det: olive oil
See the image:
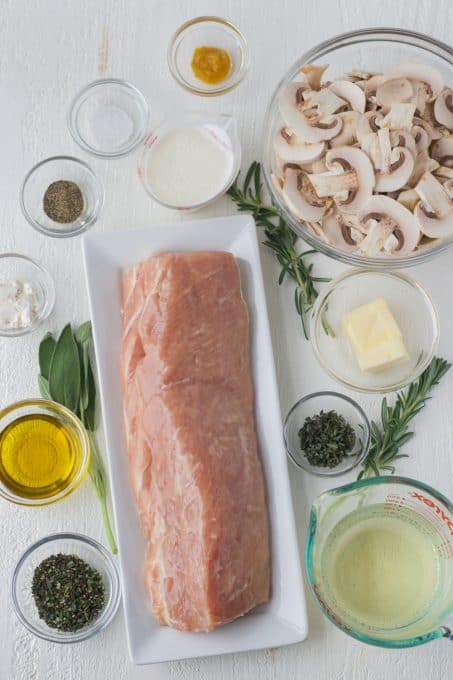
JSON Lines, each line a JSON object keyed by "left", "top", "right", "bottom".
{"left": 323, "top": 504, "right": 440, "bottom": 629}
{"left": 0, "top": 414, "right": 82, "bottom": 500}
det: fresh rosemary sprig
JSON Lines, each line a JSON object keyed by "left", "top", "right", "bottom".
{"left": 358, "top": 356, "right": 451, "bottom": 479}
{"left": 227, "top": 161, "right": 328, "bottom": 338}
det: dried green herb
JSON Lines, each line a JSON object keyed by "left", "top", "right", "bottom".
{"left": 227, "top": 162, "right": 329, "bottom": 339}
{"left": 43, "top": 180, "right": 84, "bottom": 224}
{"left": 32, "top": 553, "right": 105, "bottom": 632}
{"left": 298, "top": 410, "right": 356, "bottom": 468}
{"left": 358, "top": 356, "right": 451, "bottom": 479}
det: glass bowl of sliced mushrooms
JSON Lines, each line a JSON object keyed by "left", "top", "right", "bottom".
{"left": 263, "top": 28, "right": 453, "bottom": 268}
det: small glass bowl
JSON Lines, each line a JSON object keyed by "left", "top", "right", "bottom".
{"left": 284, "top": 391, "right": 370, "bottom": 476}
{"left": 68, "top": 78, "right": 149, "bottom": 158}
{"left": 20, "top": 156, "right": 103, "bottom": 238}
{"left": 0, "top": 399, "right": 90, "bottom": 506}
{"left": 311, "top": 269, "right": 439, "bottom": 393}
{"left": 138, "top": 112, "right": 241, "bottom": 211}
{"left": 11, "top": 532, "right": 121, "bottom": 643}
{"left": 168, "top": 16, "right": 249, "bottom": 96}
{"left": 0, "top": 254, "right": 55, "bottom": 337}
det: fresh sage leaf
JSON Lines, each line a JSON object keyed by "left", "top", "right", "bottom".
{"left": 83, "top": 360, "right": 97, "bottom": 432}
{"left": 39, "top": 333, "right": 56, "bottom": 381}
{"left": 38, "top": 375, "right": 52, "bottom": 400}
{"left": 48, "top": 324, "right": 81, "bottom": 413}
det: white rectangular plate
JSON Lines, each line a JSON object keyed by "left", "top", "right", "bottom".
{"left": 82, "top": 215, "right": 307, "bottom": 664}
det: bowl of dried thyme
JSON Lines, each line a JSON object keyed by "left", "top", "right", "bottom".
{"left": 283, "top": 391, "right": 370, "bottom": 476}
{"left": 11, "top": 532, "right": 120, "bottom": 643}
{"left": 20, "top": 156, "right": 103, "bottom": 238}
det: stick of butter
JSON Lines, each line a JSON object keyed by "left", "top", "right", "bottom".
{"left": 341, "top": 298, "right": 409, "bottom": 373}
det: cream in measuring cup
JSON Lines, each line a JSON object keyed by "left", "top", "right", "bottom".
{"left": 306, "top": 477, "right": 453, "bottom": 647}
{"left": 139, "top": 113, "right": 240, "bottom": 210}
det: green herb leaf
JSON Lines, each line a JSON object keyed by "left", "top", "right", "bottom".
{"left": 38, "top": 323, "right": 117, "bottom": 555}
{"left": 227, "top": 162, "right": 327, "bottom": 339}
{"left": 39, "top": 333, "right": 56, "bottom": 380}
{"left": 83, "top": 361, "right": 97, "bottom": 432}
{"left": 48, "top": 324, "right": 81, "bottom": 413}
{"left": 38, "top": 375, "right": 52, "bottom": 400}
{"left": 359, "top": 357, "right": 451, "bottom": 478}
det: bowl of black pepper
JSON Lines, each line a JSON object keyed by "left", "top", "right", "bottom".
{"left": 20, "top": 156, "right": 103, "bottom": 238}
{"left": 11, "top": 532, "right": 120, "bottom": 643}
{"left": 283, "top": 391, "right": 370, "bottom": 477}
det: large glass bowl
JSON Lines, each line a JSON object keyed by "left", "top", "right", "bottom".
{"left": 263, "top": 28, "right": 453, "bottom": 269}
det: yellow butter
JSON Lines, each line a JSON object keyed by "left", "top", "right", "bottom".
{"left": 341, "top": 298, "right": 409, "bottom": 373}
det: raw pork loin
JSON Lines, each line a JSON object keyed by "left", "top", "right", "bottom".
{"left": 120, "top": 251, "right": 270, "bottom": 632}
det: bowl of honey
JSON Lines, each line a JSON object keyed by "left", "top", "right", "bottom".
{"left": 0, "top": 399, "right": 90, "bottom": 506}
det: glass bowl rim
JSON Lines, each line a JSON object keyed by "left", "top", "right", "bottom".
{"left": 0, "top": 253, "right": 55, "bottom": 337}
{"left": 167, "top": 15, "right": 250, "bottom": 96}
{"left": 283, "top": 389, "right": 371, "bottom": 476}
{"left": 310, "top": 268, "right": 440, "bottom": 394}
{"left": 0, "top": 398, "right": 90, "bottom": 506}
{"left": 138, "top": 113, "right": 242, "bottom": 210}
{"left": 11, "top": 531, "right": 121, "bottom": 644}
{"left": 262, "top": 26, "right": 453, "bottom": 269}
{"left": 19, "top": 155, "right": 104, "bottom": 238}
{"left": 67, "top": 77, "right": 150, "bottom": 159}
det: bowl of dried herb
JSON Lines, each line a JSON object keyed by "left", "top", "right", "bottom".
{"left": 11, "top": 532, "right": 120, "bottom": 643}
{"left": 20, "top": 156, "right": 103, "bottom": 238}
{"left": 283, "top": 391, "right": 370, "bottom": 476}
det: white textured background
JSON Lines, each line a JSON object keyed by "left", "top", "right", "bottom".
{"left": 1, "top": 1, "right": 453, "bottom": 678}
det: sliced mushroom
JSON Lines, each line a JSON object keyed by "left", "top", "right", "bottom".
{"left": 414, "top": 171, "right": 453, "bottom": 237}
{"left": 434, "top": 165, "right": 453, "bottom": 180}
{"left": 358, "top": 195, "right": 420, "bottom": 255}
{"left": 356, "top": 111, "right": 384, "bottom": 144}
{"left": 282, "top": 168, "right": 327, "bottom": 222}
{"left": 444, "top": 179, "right": 453, "bottom": 199}
{"left": 408, "top": 151, "right": 439, "bottom": 187}
{"left": 413, "top": 115, "right": 442, "bottom": 141}
{"left": 330, "top": 111, "right": 360, "bottom": 147}
{"left": 376, "top": 128, "right": 392, "bottom": 172}
{"left": 433, "top": 88, "right": 453, "bottom": 129}
{"left": 301, "top": 64, "right": 328, "bottom": 90}
{"left": 390, "top": 130, "right": 417, "bottom": 156}
{"left": 363, "top": 74, "right": 387, "bottom": 97}
{"left": 410, "top": 81, "right": 430, "bottom": 116}
{"left": 279, "top": 83, "right": 343, "bottom": 143}
{"left": 387, "top": 63, "right": 444, "bottom": 102}
{"left": 412, "top": 125, "right": 430, "bottom": 153}
{"left": 360, "top": 132, "right": 381, "bottom": 169}
{"left": 375, "top": 146, "right": 414, "bottom": 192}
{"left": 274, "top": 127, "right": 326, "bottom": 164}
{"left": 381, "top": 103, "right": 416, "bottom": 131}
{"left": 321, "top": 211, "right": 364, "bottom": 252}
{"left": 432, "top": 137, "right": 453, "bottom": 167}
{"left": 302, "top": 88, "right": 347, "bottom": 115}
{"left": 376, "top": 78, "right": 413, "bottom": 110}
{"left": 397, "top": 188, "right": 419, "bottom": 211}
{"left": 348, "top": 70, "right": 380, "bottom": 83}
{"left": 308, "top": 146, "right": 375, "bottom": 214}
{"left": 329, "top": 80, "right": 366, "bottom": 113}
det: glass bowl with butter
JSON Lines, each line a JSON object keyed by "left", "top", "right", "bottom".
{"left": 311, "top": 269, "right": 439, "bottom": 393}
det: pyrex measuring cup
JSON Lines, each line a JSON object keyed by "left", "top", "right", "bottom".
{"left": 306, "top": 476, "right": 453, "bottom": 647}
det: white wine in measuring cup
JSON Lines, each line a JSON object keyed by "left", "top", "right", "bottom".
{"left": 323, "top": 504, "right": 440, "bottom": 629}
{"left": 306, "top": 477, "right": 453, "bottom": 647}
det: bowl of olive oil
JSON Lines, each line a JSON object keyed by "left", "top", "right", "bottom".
{"left": 0, "top": 399, "right": 89, "bottom": 505}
